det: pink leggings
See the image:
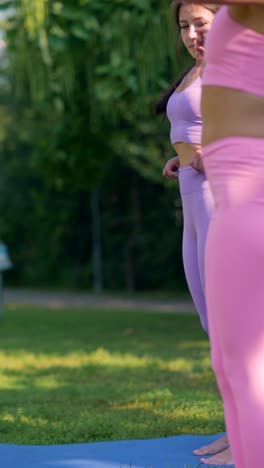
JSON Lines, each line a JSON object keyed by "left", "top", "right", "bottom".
{"left": 203, "top": 137, "right": 264, "bottom": 468}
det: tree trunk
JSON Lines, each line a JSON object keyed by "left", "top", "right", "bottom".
{"left": 91, "top": 189, "right": 103, "bottom": 292}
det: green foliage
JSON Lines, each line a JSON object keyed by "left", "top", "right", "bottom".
{"left": 0, "top": 0, "right": 192, "bottom": 290}
{"left": 6, "top": 0, "right": 177, "bottom": 104}
{"left": 0, "top": 125, "right": 185, "bottom": 289}
{"left": 4, "top": 0, "right": 191, "bottom": 183}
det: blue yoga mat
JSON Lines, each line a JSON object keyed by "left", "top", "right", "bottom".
{"left": 0, "top": 433, "right": 235, "bottom": 468}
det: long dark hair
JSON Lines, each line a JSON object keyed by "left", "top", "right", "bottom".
{"left": 154, "top": 2, "right": 219, "bottom": 116}
{"left": 172, "top": 1, "right": 219, "bottom": 27}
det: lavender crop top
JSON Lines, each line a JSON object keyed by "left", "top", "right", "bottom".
{"left": 203, "top": 6, "right": 264, "bottom": 96}
{"left": 166, "top": 76, "right": 202, "bottom": 145}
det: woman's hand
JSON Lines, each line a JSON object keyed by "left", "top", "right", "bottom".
{"left": 194, "top": 23, "right": 210, "bottom": 57}
{"left": 191, "top": 149, "right": 204, "bottom": 172}
{"left": 163, "top": 156, "right": 180, "bottom": 179}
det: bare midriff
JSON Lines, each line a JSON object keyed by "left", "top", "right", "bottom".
{"left": 173, "top": 142, "right": 201, "bottom": 166}
{"left": 201, "top": 5, "right": 264, "bottom": 147}
{"left": 201, "top": 87, "right": 264, "bottom": 147}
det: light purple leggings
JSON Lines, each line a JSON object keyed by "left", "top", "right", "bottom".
{"left": 178, "top": 166, "right": 214, "bottom": 333}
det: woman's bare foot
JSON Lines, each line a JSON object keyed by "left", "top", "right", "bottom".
{"left": 193, "top": 434, "right": 229, "bottom": 456}
{"left": 200, "top": 446, "right": 233, "bottom": 465}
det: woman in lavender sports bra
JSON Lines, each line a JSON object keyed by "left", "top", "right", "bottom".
{"left": 156, "top": 3, "right": 235, "bottom": 466}
{"left": 155, "top": 1, "right": 216, "bottom": 335}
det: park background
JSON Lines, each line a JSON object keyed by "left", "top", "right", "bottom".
{"left": 0, "top": 1, "right": 226, "bottom": 455}
{"left": 0, "top": 0, "right": 194, "bottom": 296}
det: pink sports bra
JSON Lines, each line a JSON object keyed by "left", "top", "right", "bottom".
{"left": 203, "top": 6, "right": 264, "bottom": 96}
{"left": 166, "top": 76, "right": 202, "bottom": 145}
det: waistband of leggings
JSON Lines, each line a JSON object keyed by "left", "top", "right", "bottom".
{"left": 202, "top": 136, "right": 264, "bottom": 158}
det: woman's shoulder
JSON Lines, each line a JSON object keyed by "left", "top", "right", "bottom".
{"left": 176, "top": 70, "right": 201, "bottom": 94}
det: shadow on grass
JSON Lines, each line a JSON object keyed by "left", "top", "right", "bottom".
{"left": 0, "top": 307, "right": 224, "bottom": 444}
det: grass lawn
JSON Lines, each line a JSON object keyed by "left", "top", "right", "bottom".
{"left": 0, "top": 306, "right": 224, "bottom": 445}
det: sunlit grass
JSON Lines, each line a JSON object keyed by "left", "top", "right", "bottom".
{"left": 0, "top": 306, "right": 224, "bottom": 445}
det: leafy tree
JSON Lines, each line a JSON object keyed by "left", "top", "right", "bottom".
{"left": 0, "top": 0, "right": 191, "bottom": 291}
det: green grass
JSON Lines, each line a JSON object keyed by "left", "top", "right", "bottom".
{"left": 0, "top": 306, "right": 224, "bottom": 445}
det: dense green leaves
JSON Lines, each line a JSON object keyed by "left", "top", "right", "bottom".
{"left": 0, "top": 0, "right": 191, "bottom": 290}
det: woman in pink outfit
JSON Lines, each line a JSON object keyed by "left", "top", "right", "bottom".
{"left": 186, "top": 2, "right": 264, "bottom": 467}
